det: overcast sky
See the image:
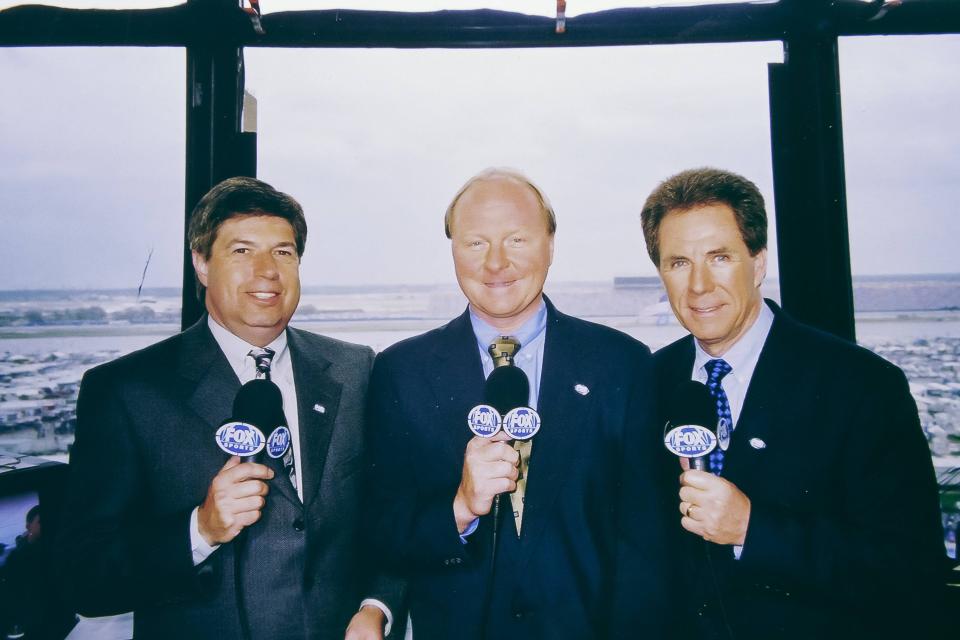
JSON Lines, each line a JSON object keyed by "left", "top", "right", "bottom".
{"left": 0, "top": 1, "right": 957, "bottom": 290}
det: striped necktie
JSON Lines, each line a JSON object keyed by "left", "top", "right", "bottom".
{"left": 248, "top": 347, "right": 275, "bottom": 381}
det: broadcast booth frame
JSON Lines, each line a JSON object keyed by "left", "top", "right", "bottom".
{"left": 1, "top": 0, "right": 959, "bottom": 632}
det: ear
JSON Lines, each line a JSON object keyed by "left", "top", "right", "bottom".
{"left": 753, "top": 248, "right": 768, "bottom": 288}
{"left": 192, "top": 251, "right": 209, "bottom": 288}
{"left": 547, "top": 234, "right": 555, "bottom": 267}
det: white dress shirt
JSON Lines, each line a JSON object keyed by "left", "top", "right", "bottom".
{"left": 191, "top": 317, "right": 302, "bottom": 564}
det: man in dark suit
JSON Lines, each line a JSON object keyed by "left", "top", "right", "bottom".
{"left": 641, "top": 167, "right": 947, "bottom": 639}
{"left": 59, "top": 177, "right": 401, "bottom": 639}
{"left": 364, "top": 168, "right": 679, "bottom": 639}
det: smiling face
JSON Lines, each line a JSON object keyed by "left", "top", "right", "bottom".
{"left": 449, "top": 177, "right": 554, "bottom": 333}
{"left": 192, "top": 214, "right": 301, "bottom": 347}
{"left": 657, "top": 203, "right": 767, "bottom": 356}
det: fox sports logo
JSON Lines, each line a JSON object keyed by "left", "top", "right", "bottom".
{"left": 215, "top": 422, "right": 266, "bottom": 457}
{"left": 663, "top": 425, "right": 717, "bottom": 458}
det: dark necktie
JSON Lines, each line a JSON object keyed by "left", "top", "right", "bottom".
{"left": 704, "top": 358, "right": 733, "bottom": 475}
{"left": 248, "top": 348, "right": 298, "bottom": 492}
{"left": 489, "top": 336, "right": 532, "bottom": 535}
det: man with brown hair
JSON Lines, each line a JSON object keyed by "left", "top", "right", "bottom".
{"left": 642, "top": 167, "right": 946, "bottom": 639}
{"left": 60, "top": 177, "right": 401, "bottom": 639}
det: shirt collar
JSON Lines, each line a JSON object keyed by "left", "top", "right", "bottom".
{"left": 693, "top": 300, "right": 774, "bottom": 381}
{"left": 207, "top": 316, "right": 289, "bottom": 378}
{"left": 469, "top": 299, "right": 548, "bottom": 357}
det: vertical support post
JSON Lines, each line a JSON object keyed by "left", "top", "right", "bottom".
{"left": 768, "top": 34, "right": 856, "bottom": 342}
{"left": 181, "top": 0, "right": 256, "bottom": 329}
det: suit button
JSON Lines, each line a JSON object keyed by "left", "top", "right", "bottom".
{"left": 292, "top": 518, "right": 305, "bottom": 531}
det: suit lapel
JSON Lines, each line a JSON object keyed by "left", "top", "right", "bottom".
{"left": 178, "top": 318, "right": 240, "bottom": 435}
{"left": 724, "top": 309, "right": 807, "bottom": 484}
{"left": 517, "top": 302, "right": 593, "bottom": 558}
{"left": 427, "top": 311, "right": 487, "bottom": 467}
{"left": 288, "top": 328, "right": 341, "bottom": 508}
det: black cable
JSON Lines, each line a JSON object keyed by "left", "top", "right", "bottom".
{"left": 703, "top": 539, "right": 736, "bottom": 640}
{"left": 234, "top": 530, "right": 254, "bottom": 640}
{"left": 478, "top": 496, "right": 501, "bottom": 640}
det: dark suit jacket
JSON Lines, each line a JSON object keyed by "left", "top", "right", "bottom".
{"left": 58, "top": 318, "right": 402, "bottom": 639}
{"left": 654, "top": 301, "right": 947, "bottom": 640}
{"left": 364, "top": 298, "right": 680, "bottom": 640}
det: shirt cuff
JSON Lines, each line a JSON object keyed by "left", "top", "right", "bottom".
{"left": 459, "top": 517, "right": 480, "bottom": 543}
{"left": 190, "top": 506, "right": 220, "bottom": 566}
{"left": 733, "top": 544, "right": 743, "bottom": 560}
{"left": 360, "top": 598, "right": 393, "bottom": 636}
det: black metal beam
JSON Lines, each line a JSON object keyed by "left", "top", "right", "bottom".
{"left": 3, "top": 1, "right": 959, "bottom": 49}
{"left": 180, "top": 0, "right": 253, "bottom": 329}
{"left": 768, "top": 32, "right": 856, "bottom": 342}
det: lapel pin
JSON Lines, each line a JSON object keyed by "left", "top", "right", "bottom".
{"left": 313, "top": 403, "right": 326, "bottom": 414}
{"left": 574, "top": 384, "right": 590, "bottom": 396}
{"left": 749, "top": 437, "right": 766, "bottom": 450}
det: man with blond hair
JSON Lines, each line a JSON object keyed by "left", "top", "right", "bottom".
{"left": 364, "top": 168, "right": 679, "bottom": 639}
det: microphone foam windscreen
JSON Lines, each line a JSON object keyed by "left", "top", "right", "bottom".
{"left": 667, "top": 380, "right": 717, "bottom": 433}
{"left": 233, "top": 378, "right": 285, "bottom": 431}
{"left": 486, "top": 365, "right": 530, "bottom": 415}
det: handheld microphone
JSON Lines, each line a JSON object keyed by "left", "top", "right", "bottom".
{"left": 467, "top": 336, "right": 541, "bottom": 637}
{"left": 466, "top": 337, "right": 541, "bottom": 440}
{"left": 663, "top": 380, "right": 719, "bottom": 472}
{"left": 486, "top": 364, "right": 529, "bottom": 416}
{"left": 215, "top": 379, "right": 288, "bottom": 461}
{"left": 214, "top": 378, "right": 289, "bottom": 640}
{"left": 665, "top": 380, "right": 737, "bottom": 639}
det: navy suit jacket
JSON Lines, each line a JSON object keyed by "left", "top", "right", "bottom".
{"left": 364, "top": 299, "right": 681, "bottom": 640}
{"left": 654, "top": 301, "right": 947, "bottom": 639}
{"left": 59, "top": 318, "right": 402, "bottom": 639}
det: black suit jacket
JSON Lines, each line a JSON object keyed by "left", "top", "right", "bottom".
{"left": 58, "top": 318, "right": 402, "bottom": 639}
{"left": 364, "top": 299, "right": 680, "bottom": 640}
{"left": 654, "top": 301, "right": 947, "bottom": 640}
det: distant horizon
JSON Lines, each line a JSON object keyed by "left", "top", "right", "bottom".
{"left": 1, "top": 272, "right": 959, "bottom": 296}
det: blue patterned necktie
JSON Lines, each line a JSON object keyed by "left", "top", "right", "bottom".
{"left": 704, "top": 358, "right": 733, "bottom": 475}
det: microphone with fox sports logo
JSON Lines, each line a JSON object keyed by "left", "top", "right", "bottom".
{"left": 482, "top": 364, "right": 529, "bottom": 532}
{"left": 215, "top": 378, "right": 288, "bottom": 462}
{"left": 662, "top": 380, "right": 720, "bottom": 472}
{"left": 213, "top": 379, "right": 290, "bottom": 640}
{"left": 465, "top": 356, "right": 543, "bottom": 569}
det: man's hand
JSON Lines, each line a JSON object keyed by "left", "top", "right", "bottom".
{"left": 344, "top": 605, "right": 386, "bottom": 640}
{"left": 197, "top": 455, "right": 274, "bottom": 545}
{"left": 453, "top": 433, "right": 519, "bottom": 533}
{"left": 678, "top": 469, "right": 751, "bottom": 546}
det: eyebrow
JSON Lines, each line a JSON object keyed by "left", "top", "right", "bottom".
{"left": 705, "top": 246, "right": 733, "bottom": 256}
{"left": 226, "top": 238, "right": 296, "bottom": 249}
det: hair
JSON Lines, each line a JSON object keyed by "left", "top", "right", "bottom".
{"left": 444, "top": 167, "right": 557, "bottom": 239}
{"left": 187, "top": 176, "right": 307, "bottom": 297}
{"left": 640, "top": 167, "right": 767, "bottom": 266}
{"left": 25, "top": 505, "right": 40, "bottom": 526}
